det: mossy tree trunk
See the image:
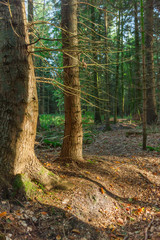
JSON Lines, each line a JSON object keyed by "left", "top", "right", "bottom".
{"left": 0, "top": 0, "right": 69, "bottom": 194}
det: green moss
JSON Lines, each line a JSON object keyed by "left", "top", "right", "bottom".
{"left": 48, "top": 171, "right": 55, "bottom": 177}
{"left": 39, "top": 167, "right": 46, "bottom": 176}
{"left": 13, "top": 174, "right": 25, "bottom": 190}
{"left": 13, "top": 174, "right": 38, "bottom": 198}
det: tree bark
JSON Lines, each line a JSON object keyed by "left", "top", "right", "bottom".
{"left": 60, "top": 0, "right": 83, "bottom": 162}
{"left": 114, "top": 10, "right": 121, "bottom": 124}
{"left": 140, "top": 0, "right": 147, "bottom": 150}
{"left": 134, "top": 0, "right": 142, "bottom": 114}
{"left": 104, "top": 8, "right": 111, "bottom": 130}
{"left": 120, "top": 13, "right": 124, "bottom": 118}
{"left": 145, "top": 0, "right": 157, "bottom": 124}
{"left": 0, "top": 0, "right": 70, "bottom": 193}
{"left": 91, "top": 1, "right": 101, "bottom": 124}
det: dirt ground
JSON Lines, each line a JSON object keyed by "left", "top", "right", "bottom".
{"left": 0, "top": 121, "right": 160, "bottom": 240}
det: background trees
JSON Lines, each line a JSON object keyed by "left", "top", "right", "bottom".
{"left": 28, "top": 0, "right": 159, "bottom": 126}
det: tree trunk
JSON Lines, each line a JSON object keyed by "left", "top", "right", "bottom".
{"left": 114, "top": 10, "right": 121, "bottom": 124}
{"left": 60, "top": 0, "right": 83, "bottom": 162}
{"left": 140, "top": 0, "right": 147, "bottom": 150}
{"left": 134, "top": 0, "right": 142, "bottom": 114}
{"left": 28, "top": 0, "right": 34, "bottom": 44}
{"left": 0, "top": 0, "right": 70, "bottom": 194}
{"left": 91, "top": 1, "right": 101, "bottom": 124}
{"left": 145, "top": 0, "right": 157, "bottom": 124}
{"left": 104, "top": 8, "right": 111, "bottom": 130}
{"left": 120, "top": 13, "right": 124, "bottom": 118}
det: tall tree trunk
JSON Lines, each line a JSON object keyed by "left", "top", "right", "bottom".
{"left": 60, "top": 0, "right": 83, "bottom": 162}
{"left": 28, "top": 0, "right": 42, "bottom": 131}
{"left": 134, "top": 0, "right": 142, "bottom": 114}
{"left": 91, "top": 1, "right": 101, "bottom": 124}
{"left": 140, "top": 0, "right": 147, "bottom": 150}
{"left": 120, "top": 13, "right": 124, "bottom": 118}
{"left": 28, "top": 0, "right": 34, "bottom": 49}
{"left": 145, "top": 0, "right": 157, "bottom": 124}
{"left": 0, "top": 0, "right": 70, "bottom": 193}
{"left": 114, "top": 10, "right": 120, "bottom": 124}
{"left": 104, "top": 8, "right": 111, "bottom": 131}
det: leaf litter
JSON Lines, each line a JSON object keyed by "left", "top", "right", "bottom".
{"left": 0, "top": 120, "right": 160, "bottom": 240}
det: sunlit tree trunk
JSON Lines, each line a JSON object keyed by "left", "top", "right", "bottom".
{"left": 145, "top": 0, "right": 157, "bottom": 124}
{"left": 60, "top": 0, "right": 83, "bottom": 162}
{"left": 0, "top": 0, "right": 69, "bottom": 192}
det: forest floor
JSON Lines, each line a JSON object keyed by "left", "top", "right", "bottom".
{"left": 0, "top": 119, "right": 160, "bottom": 240}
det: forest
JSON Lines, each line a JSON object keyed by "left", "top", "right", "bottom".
{"left": 0, "top": 0, "right": 160, "bottom": 239}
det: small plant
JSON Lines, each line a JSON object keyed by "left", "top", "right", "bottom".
{"left": 146, "top": 145, "right": 160, "bottom": 152}
{"left": 43, "top": 139, "right": 62, "bottom": 147}
{"left": 83, "top": 131, "right": 94, "bottom": 144}
{"left": 40, "top": 114, "right": 65, "bottom": 129}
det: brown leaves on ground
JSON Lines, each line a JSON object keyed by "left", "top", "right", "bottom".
{"left": 0, "top": 120, "right": 160, "bottom": 239}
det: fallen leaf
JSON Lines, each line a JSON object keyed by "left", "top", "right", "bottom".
{"left": 100, "top": 187, "right": 104, "bottom": 194}
{"left": 117, "top": 217, "right": 124, "bottom": 225}
{"left": 66, "top": 204, "right": 72, "bottom": 210}
{"left": 72, "top": 229, "right": 80, "bottom": 234}
{"left": 56, "top": 235, "right": 61, "bottom": 240}
{"left": 0, "top": 212, "right": 7, "bottom": 218}
{"left": 41, "top": 212, "right": 47, "bottom": 215}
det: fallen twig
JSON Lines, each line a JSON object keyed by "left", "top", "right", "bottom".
{"left": 144, "top": 216, "right": 154, "bottom": 240}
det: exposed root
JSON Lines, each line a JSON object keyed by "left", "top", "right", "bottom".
{"left": 13, "top": 171, "right": 74, "bottom": 199}
{"left": 55, "top": 156, "right": 85, "bottom": 170}
{"left": 27, "top": 162, "right": 74, "bottom": 191}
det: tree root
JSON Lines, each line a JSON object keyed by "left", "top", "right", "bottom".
{"left": 13, "top": 171, "right": 74, "bottom": 199}
{"left": 56, "top": 156, "right": 85, "bottom": 169}
{"left": 0, "top": 156, "right": 74, "bottom": 199}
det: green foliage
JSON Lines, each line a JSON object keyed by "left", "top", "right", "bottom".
{"left": 82, "top": 111, "right": 94, "bottom": 124}
{"left": 83, "top": 131, "right": 94, "bottom": 144}
{"left": 40, "top": 114, "right": 65, "bottom": 129}
{"left": 146, "top": 145, "right": 160, "bottom": 152}
{"left": 43, "top": 139, "right": 62, "bottom": 147}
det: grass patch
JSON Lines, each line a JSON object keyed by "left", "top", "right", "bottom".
{"left": 146, "top": 145, "right": 160, "bottom": 152}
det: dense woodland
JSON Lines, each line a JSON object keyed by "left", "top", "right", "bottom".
{"left": 33, "top": 0, "right": 160, "bottom": 148}
{"left": 0, "top": 0, "right": 160, "bottom": 239}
